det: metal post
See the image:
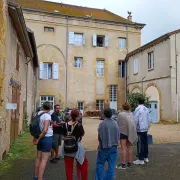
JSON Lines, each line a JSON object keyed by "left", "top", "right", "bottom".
{"left": 65, "top": 16, "right": 69, "bottom": 107}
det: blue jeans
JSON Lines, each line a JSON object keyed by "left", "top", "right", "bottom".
{"left": 95, "top": 146, "right": 118, "bottom": 180}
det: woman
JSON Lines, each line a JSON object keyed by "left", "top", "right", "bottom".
{"left": 61, "top": 108, "right": 88, "bottom": 180}
{"left": 33, "top": 102, "right": 53, "bottom": 180}
{"left": 116, "top": 103, "right": 137, "bottom": 169}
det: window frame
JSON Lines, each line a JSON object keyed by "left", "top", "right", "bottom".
{"left": 96, "top": 60, "right": 105, "bottom": 77}
{"left": 119, "top": 37, "right": 127, "bottom": 49}
{"left": 74, "top": 57, "right": 83, "bottom": 68}
{"left": 40, "top": 96, "right": 54, "bottom": 110}
{"left": 148, "top": 51, "right": 154, "bottom": 70}
{"left": 118, "top": 60, "right": 125, "bottom": 77}
{"left": 133, "top": 58, "right": 139, "bottom": 75}
{"left": 97, "top": 35, "right": 105, "bottom": 47}
{"left": 74, "top": 33, "right": 83, "bottom": 46}
{"left": 43, "top": 63, "right": 53, "bottom": 79}
{"left": 96, "top": 100, "right": 104, "bottom": 110}
{"left": 44, "top": 26, "right": 55, "bottom": 32}
{"left": 78, "top": 102, "right": 84, "bottom": 111}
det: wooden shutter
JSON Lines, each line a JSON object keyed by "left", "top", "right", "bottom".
{"left": 39, "top": 62, "right": 44, "bottom": 79}
{"left": 52, "top": 63, "right": 59, "bottom": 79}
{"left": 105, "top": 35, "right": 109, "bottom": 47}
{"left": 69, "top": 32, "right": 74, "bottom": 45}
{"left": 83, "top": 33, "right": 86, "bottom": 45}
{"left": 93, "top": 34, "right": 97, "bottom": 47}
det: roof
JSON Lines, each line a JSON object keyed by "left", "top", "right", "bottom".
{"left": 10, "top": 0, "right": 145, "bottom": 27}
{"left": 125, "top": 29, "right": 180, "bottom": 60}
{"left": 8, "top": 2, "right": 38, "bottom": 67}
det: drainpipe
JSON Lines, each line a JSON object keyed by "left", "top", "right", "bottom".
{"left": 65, "top": 16, "right": 69, "bottom": 108}
{"left": 175, "top": 33, "right": 178, "bottom": 123}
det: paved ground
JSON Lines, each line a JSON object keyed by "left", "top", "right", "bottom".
{"left": 1, "top": 143, "right": 180, "bottom": 180}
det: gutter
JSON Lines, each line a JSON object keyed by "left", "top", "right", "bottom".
{"left": 8, "top": 2, "right": 34, "bottom": 59}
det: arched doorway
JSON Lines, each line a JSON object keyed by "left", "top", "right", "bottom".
{"left": 145, "top": 84, "right": 160, "bottom": 123}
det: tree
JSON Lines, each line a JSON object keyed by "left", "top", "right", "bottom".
{"left": 127, "top": 92, "right": 150, "bottom": 112}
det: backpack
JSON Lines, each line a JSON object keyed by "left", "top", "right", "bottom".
{"left": 30, "top": 112, "right": 46, "bottom": 138}
{"left": 64, "top": 122, "right": 78, "bottom": 153}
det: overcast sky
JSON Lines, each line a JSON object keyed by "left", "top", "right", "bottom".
{"left": 48, "top": 0, "right": 180, "bottom": 45}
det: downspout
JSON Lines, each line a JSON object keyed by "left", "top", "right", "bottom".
{"left": 65, "top": 16, "right": 69, "bottom": 107}
{"left": 175, "top": 33, "right": 178, "bottom": 123}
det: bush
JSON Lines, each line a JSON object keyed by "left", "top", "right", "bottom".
{"left": 127, "top": 92, "right": 150, "bottom": 112}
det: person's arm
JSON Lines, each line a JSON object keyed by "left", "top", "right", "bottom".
{"left": 134, "top": 108, "right": 140, "bottom": 127}
{"left": 51, "top": 114, "right": 63, "bottom": 128}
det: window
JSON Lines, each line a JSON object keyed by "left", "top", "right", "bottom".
{"left": 69, "top": 32, "right": 85, "bottom": 45}
{"left": 40, "top": 96, "right": 54, "bottom": 110}
{"left": 78, "top": 102, "right": 84, "bottom": 110}
{"left": 96, "top": 60, "right": 104, "bottom": 77}
{"left": 96, "top": 100, "right": 104, "bottom": 110}
{"left": 133, "top": 58, "right": 139, "bottom": 74}
{"left": 39, "top": 62, "right": 59, "bottom": 80}
{"left": 93, "top": 34, "right": 108, "bottom": 47}
{"left": 118, "top": 60, "right": 125, "bottom": 77}
{"left": 119, "top": 38, "right": 126, "bottom": 49}
{"left": 16, "top": 43, "right": 19, "bottom": 71}
{"left": 74, "top": 57, "right": 83, "bottom": 68}
{"left": 148, "top": 51, "right": 154, "bottom": 70}
{"left": 44, "top": 27, "right": 54, "bottom": 32}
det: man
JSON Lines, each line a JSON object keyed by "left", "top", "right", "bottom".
{"left": 133, "top": 97, "right": 151, "bottom": 165}
{"left": 33, "top": 102, "right": 53, "bottom": 180}
{"left": 95, "top": 108, "right": 120, "bottom": 180}
{"left": 50, "top": 104, "right": 64, "bottom": 163}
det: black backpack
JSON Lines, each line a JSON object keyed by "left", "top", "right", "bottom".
{"left": 30, "top": 112, "right": 46, "bottom": 138}
{"left": 64, "top": 122, "right": 78, "bottom": 153}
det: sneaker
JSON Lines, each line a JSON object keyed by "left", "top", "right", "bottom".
{"left": 33, "top": 177, "right": 38, "bottom": 180}
{"left": 127, "top": 162, "right": 132, "bottom": 168}
{"left": 116, "top": 164, "right": 126, "bottom": 170}
{"left": 133, "top": 159, "right": 145, "bottom": 165}
{"left": 50, "top": 158, "right": 58, "bottom": 163}
{"left": 144, "top": 158, "right": 149, "bottom": 163}
{"left": 55, "top": 156, "right": 61, "bottom": 160}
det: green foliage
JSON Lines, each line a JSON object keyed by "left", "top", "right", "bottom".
{"left": 127, "top": 92, "right": 150, "bottom": 112}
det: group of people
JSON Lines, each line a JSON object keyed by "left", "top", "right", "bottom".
{"left": 32, "top": 96, "right": 150, "bottom": 180}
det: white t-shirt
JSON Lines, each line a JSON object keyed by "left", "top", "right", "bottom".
{"left": 38, "top": 111, "right": 53, "bottom": 137}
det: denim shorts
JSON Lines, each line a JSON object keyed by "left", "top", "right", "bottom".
{"left": 37, "top": 136, "right": 52, "bottom": 152}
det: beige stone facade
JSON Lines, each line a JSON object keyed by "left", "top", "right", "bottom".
{"left": 0, "top": 2, "right": 38, "bottom": 160}
{"left": 126, "top": 29, "right": 180, "bottom": 122}
{"left": 12, "top": 0, "right": 144, "bottom": 113}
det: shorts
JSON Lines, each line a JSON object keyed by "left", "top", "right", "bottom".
{"left": 52, "top": 134, "right": 62, "bottom": 149}
{"left": 37, "top": 136, "right": 52, "bottom": 152}
{"left": 120, "top": 133, "right": 128, "bottom": 140}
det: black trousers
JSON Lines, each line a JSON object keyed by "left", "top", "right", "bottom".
{"left": 137, "top": 132, "right": 149, "bottom": 160}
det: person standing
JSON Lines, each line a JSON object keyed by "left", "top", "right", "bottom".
{"left": 116, "top": 104, "right": 137, "bottom": 169}
{"left": 95, "top": 108, "right": 120, "bottom": 180}
{"left": 61, "top": 108, "right": 88, "bottom": 180}
{"left": 33, "top": 102, "right": 53, "bottom": 180}
{"left": 133, "top": 97, "right": 151, "bottom": 165}
{"left": 50, "top": 104, "right": 64, "bottom": 163}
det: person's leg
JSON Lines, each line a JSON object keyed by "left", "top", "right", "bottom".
{"left": 64, "top": 156, "right": 74, "bottom": 180}
{"left": 55, "top": 134, "right": 61, "bottom": 159}
{"left": 34, "top": 151, "right": 42, "bottom": 177}
{"left": 127, "top": 140, "right": 133, "bottom": 165}
{"left": 120, "top": 139, "right": 127, "bottom": 164}
{"left": 95, "top": 149, "right": 108, "bottom": 180}
{"left": 106, "top": 146, "right": 118, "bottom": 180}
{"left": 38, "top": 152, "right": 50, "bottom": 180}
{"left": 144, "top": 132, "right": 149, "bottom": 159}
{"left": 50, "top": 135, "right": 58, "bottom": 163}
{"left": 76, "top": 156, "right": 88, "bottom": 180}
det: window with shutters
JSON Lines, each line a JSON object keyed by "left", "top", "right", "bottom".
{"left": 118, "top": 60, "right": 125, "bottom": 77}
{"left": 44, "top": 27, "right": 54, "bottom": 32}
{"left": 96, "top": 60, "right": 104, "bottom": 77}
{"left": 119, "top": 38, "right": 126, "bottom": 49}
{"left": 74, "top": 57, "right": 83, "bottom": 68}
{"left": 69, "top": 32, "right": 85, "bottom": 46}
{"left": 39, "top": 62, "right": 59, "bottom": 80}
{"left": 133, "top": 58, "right": 139, "bottom": 74}
{"left": 40, "top": 96, "right": 54, "bottom": 110}
{"left": 16, "top": 43, "right": 20, "bottom": 71}
{"left": 148, "top": 51, "right": 154, "bottom": 70}
{"left": 96, "top": 100, "right": 104, "bottom": 110}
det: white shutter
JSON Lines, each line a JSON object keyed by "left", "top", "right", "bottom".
{"left": 93, "top": 34, "right": 97, "bottom": 47}
{"left": 52, "top": 63, "right": 59, "bottom": 79}
{"left": 136, "top": 58, "right": 139, "bottom": 73}
{"left": 69, "top": 32, "right": 74, "bottom": 45}
{"left": 83, "top": 33, "right": 86, "bottom": 45}
{"left": 133, "top": 59, "right": 136, "bottom": 74}
{"left": 39, "top": 62, "right": 44, "bottom": 79}
{"left": 105, "top": 35, "right": 108, "bottom": 47}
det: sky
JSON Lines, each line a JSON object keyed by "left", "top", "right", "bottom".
{"left": 48, "top": 0, "right": 180, "bottom": 45}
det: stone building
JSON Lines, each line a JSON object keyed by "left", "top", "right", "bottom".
{"left": 0, "top": 2, "right": 38, "bottom": 160}
{"left": 11, "top": 0, "right": 145, "bottom": 113}
{"left": 126, "top": 29, "right": 180, "bottom": 123}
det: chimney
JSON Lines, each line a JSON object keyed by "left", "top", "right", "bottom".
{"left": 127, "top": 11, "right": 132, "bottom": 21}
